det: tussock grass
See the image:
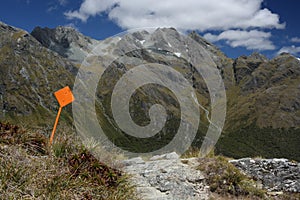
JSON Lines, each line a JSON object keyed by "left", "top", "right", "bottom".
{"left": 0, "top": 122, "right": 138, "bottom": 199}
{"left": 183, "top": 148, "right": 268, "bottom": 199}
{"left": 198, "top": 156, "right": 266, "bottom": 199}
{"left": 183, "top": 148, "right": 300, "bottom": 200}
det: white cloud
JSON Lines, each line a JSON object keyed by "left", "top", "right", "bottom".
{"left": 291, "top": 37, "right": 300, "bottom": 43}
{"left": 64, "top": 0, "right": 284, "bottom": 31}
{"left": 64, "top": 0, "right": 285, "bottom": 51}
{"left": 65, "top": 10, "right": 88, "bottom": 21}
{"left": 65, "top": 0, "right": 116, "bottom": 22}
{"left": 47, "top": 5, "right": 58, "bottom": 12}
{"left": 58, "top": 0, "right": 68, "bottom": 6}
{"left": 204, "top": 30, "right": 275, "bottom": 50}
{"left": 48, "top": 1, "right": 68, "bottom": 12}
{"left": 277, "top": 45, "right": 300, "bottom": 55}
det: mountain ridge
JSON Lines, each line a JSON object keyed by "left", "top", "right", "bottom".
{"left": 0, "top": 21, "right": 76, "bottom": 125}
{"left": 0, "top": 21, "right": 299, "bottom": 160}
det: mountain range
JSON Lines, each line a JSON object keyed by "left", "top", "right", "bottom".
{"left": 0, "top": 21, "right": 299, "bottom": 160}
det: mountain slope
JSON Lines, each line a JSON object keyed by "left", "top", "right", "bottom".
{"left": 218, "top": 52, "right": 300, "bottom": 160}
{"left": 1, "top": 22, "right": 299, "bottom": 160}
{"left": 61, "top": 27, "right": 299, "bottom": 160}
{"left": 0, "top": 21, "right": 76, "bottom": 125}
{"left": 31, "top": 25, "right": 300, "bottom": 160}
{"left": 226, "top": 52, "right": 300, "bottom": 130}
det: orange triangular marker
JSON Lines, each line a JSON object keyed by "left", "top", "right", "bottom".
{"left": 49, "top": 86, "right": 75, "bottom": 145}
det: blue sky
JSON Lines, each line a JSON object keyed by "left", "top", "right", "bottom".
{"left": 1, "top": 0, "right": 300, "bottom": 59}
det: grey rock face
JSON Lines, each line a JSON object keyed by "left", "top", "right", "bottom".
{"left": 230, "top": 158, "right": 300, "bottom": 193}
{"left": 122, "top": 152, "right": 210, "bottom": 200}
{"left": 31, "top": 26, "right": 100, "bottom": 63}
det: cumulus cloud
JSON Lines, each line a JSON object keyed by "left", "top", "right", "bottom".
{"left": 64, "top": 0, "right": 116, "bottom": 22}
{"left": 291, "top": 37, "right": 300, "bottom": 43}
{"left": 64, "top": 0, "right": 285, "bottom": 51}
{"left": 64, "top": 0, "right": 284, "bottom": 30}
{"left": 277, "top": 45, "right": 300, "bottom": 55}
{"left": 204, "top": 30, "right": 275, "bottom": 50}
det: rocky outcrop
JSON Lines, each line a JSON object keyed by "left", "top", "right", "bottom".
{"left": 122, "top": 152, "right": 210, "bottom": 200}
{"left": 122, "top": 153, "right": 300, "bottom": 199}
{"left": 233, "top": 52, "right": 268, "bottom": 85}
{"left": 230, "top": 158, "right": 300, "bottom": 193}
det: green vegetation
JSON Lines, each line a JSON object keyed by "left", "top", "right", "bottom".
{"left": 0, "top": 122, "right": 138, "bottom": 199}
{"left": 216, "top": 124, "right": 300, "bottom": 161}
{"left": 198, "top": 155, "right": 266, "bottom": 198}
{"left": 182, "top": 148, "right": 300, "bottom": 200}
{"left": 0, "top": 24, "right": 76, "bottom": 129}
{"left": 96, "top": 64, "right": 183, "bottom": 153}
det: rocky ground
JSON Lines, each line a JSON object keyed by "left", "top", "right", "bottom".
{"left": 230, "top": 158, "right": 300, "bottom": 193}
{"left": 122, "top": 152, "right": 209, "bottom": 200}
{"left": 122, "top": 152, "right": 300, "bottom": 200}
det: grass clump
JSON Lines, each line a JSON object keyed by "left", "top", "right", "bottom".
{"left": 68, "top": 149, "right": 124, "bottom": 187}
{"left": 0, "top": 121, "right": 138, "bottom": 199}
{"left": 198, "top": 155, "right": 266, "bottom": 199}
{"left": 182, "top": 147, "right": 267, "bottom": 199}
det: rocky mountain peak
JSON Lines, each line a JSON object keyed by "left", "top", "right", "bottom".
{"left": 271, "top": 52, "right": 300, "bottom": 65}
{"left": 31, "top": 26, "right": 100, "bottom": 63}
{"left": 0, "top": 21, "right": 20, "bottom": 32}
{"left": 188, "top": 31, "right": 226, "bottom": 56}
{"left": 0, "top": 21, "right": 31, "bottom": 47}
{"left": 189, "top": 31, "right": 213, "bottom": 47}
{"left": 248, "top": 52, "right": 268, "bottom": 62}
{"left": 233, "top": 52, "right": 269, "bottom": 84}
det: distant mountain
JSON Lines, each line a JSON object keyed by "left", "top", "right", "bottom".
{"left": 227, "top": 52, "right": 300, "bottom": 130}
{"left": 31, "top": 26, "right": 100, "bottom": 63}
{"left": 59, "top": 27, "right": 298, "bottom": 160}
{"left": 219, "top": 52, "right": 300, "bottom": 160}
{"left": 1, "top": 21, "right": 299, "bottom": 160}
{"left": 0, "top": 21, "right": 76, "bottom": 125}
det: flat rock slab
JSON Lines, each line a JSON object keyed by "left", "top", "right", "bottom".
{"left": 122, "top": 152, "right": 209, "bottom": 200}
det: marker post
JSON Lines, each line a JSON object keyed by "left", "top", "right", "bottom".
{"left": 49, "top": 86, "right": 74, "bottom": 145}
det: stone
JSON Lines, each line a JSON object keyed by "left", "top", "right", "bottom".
{"left": 122, "top": 153, "right": 209, "bottom": 199}
{"left": 122, "top": 157, "right": 145, "bottom": 166}
{"left": 149, "top": 152, "right": 180, "bottom": 161}
{"left": 230, "top": 158, "right": 300, "bottom": 193}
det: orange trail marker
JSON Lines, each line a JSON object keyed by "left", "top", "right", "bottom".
{"left": 49, "top": 86, "right": 74, "bottom": 145}
{"left": 54, "top": 85, "right": 75, "bottom": 108}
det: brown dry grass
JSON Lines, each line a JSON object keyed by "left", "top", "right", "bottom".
{"left": 0, "top": 122, "right": 138, "bottom": 199}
